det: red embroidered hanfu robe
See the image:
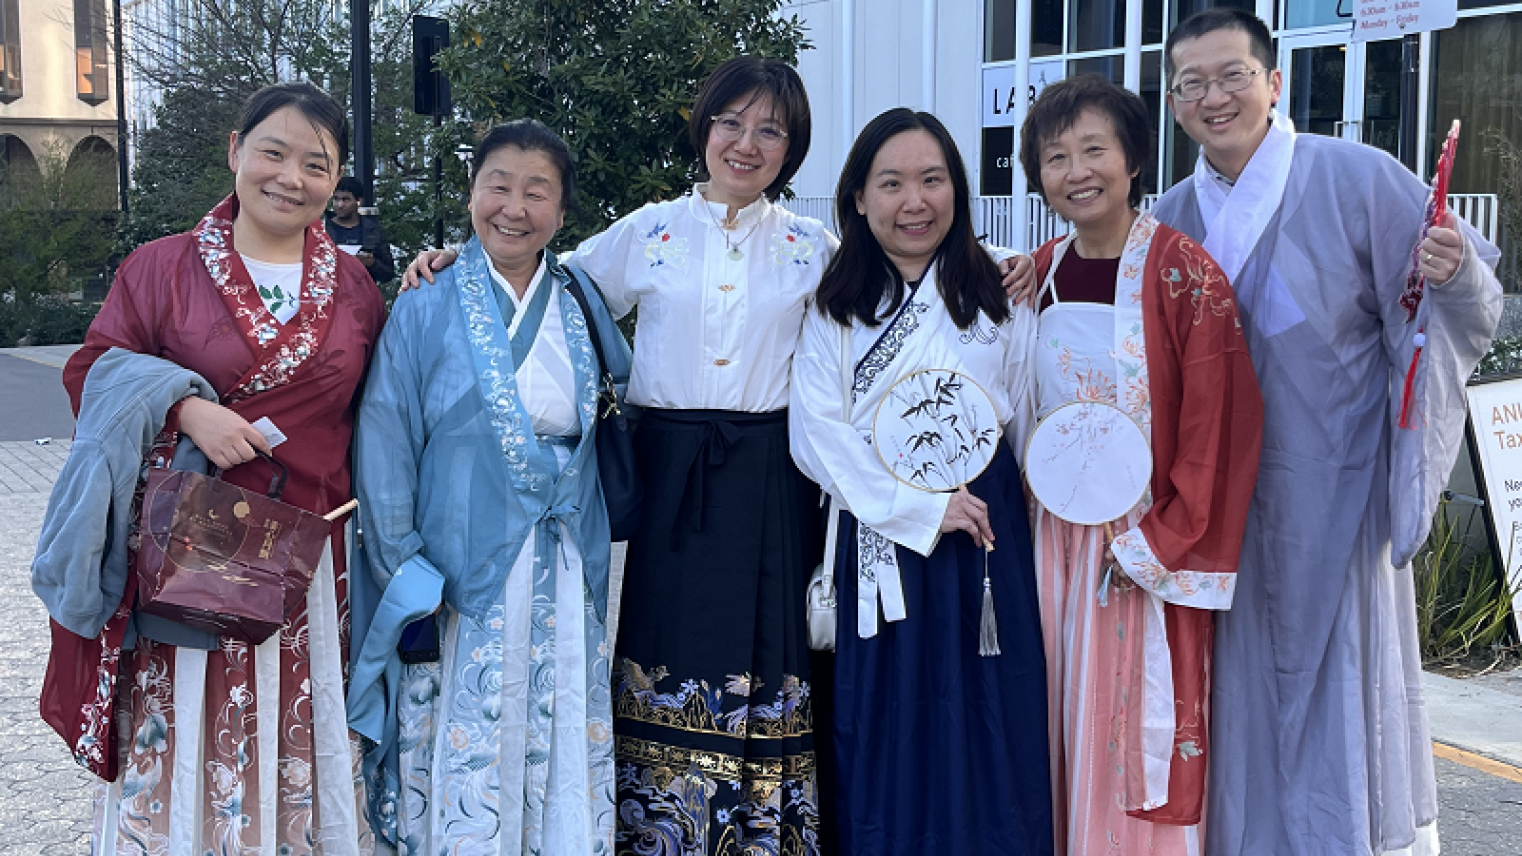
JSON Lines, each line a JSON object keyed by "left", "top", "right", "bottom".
{"left": 62, "top": 196, "right": 385, "bottom": 855}
{"left": 1028, "top": 213, "right": 1262, "bottom": 855}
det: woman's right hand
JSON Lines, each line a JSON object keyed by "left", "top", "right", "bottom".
{"left": 177, "top": 397, "right": 271, "bottom": 470}
{"left": 940, "top": 487, "right": 994, "bottom": 548}
{"left": 400, "top": 248, "right": 460, "bottom": 291}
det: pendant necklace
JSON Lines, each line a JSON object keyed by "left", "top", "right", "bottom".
{"left": 704, "top": 200, "right": 764, "bottom": 261}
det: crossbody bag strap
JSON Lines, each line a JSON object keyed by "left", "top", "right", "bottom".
{"left": 821, "top": 323, "right": 852, "bottom": 590}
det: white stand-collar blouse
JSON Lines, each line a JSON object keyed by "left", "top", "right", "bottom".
{"left": 563, "top": 184, "right": 838, "bottom": 412}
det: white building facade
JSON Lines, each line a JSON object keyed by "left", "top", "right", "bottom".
{"left": 784, "top": 0, "right": 1518, "bottom": 252}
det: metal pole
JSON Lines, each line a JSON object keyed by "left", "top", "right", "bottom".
{"left": 433, "top": 113, "right": 443, "bottom": 249}
{"left": 350, "top": 0, "right": 373, "bottom": 193}
{"left": 112, "top": 0, "right": 128, "bottom": 212}
{"left": 1397, "top": 33, "right": 1420, "bottom": 172}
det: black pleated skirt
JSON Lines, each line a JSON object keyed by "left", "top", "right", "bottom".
{"left": 612, "top": 408, "right": 828, "bottom": 856}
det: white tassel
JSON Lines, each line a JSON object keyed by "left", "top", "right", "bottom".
{"left": 979, "top": 543, "right": 1000, "bottom": 657}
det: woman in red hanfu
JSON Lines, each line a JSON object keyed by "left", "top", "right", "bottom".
{"left": 1018, "top": 75, "right": 1263, "bottom": 855}
{"left": 60, "top": 83, "right": 384, "bottom": 854}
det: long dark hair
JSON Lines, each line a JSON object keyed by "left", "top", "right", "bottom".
{"left": 815, "top": 108, "right": 1006, "bottom": 329}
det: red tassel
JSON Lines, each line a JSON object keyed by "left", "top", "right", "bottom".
{"left": 1399, "top": 330, "right": 1425, "bottom": 430}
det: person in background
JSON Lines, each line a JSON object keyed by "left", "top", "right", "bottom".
{"left": 1149, "top": 10, "right": 1501, "bottom": 855}
{"left": 1020, "top": 73, "right": 1262, "bottom": 855}
{"left": 326, "top": 175, "right": 396, "bottom": 284}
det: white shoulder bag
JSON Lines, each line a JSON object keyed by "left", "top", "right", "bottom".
{"left": 806, "top": 323, "right": 853, "bottom": 652}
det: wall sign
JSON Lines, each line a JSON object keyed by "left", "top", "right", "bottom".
{"left": 981, "top": 61, "right": 1067, "bottom": 128}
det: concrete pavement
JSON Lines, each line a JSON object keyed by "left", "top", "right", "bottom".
{"left": 0, "top": 347, "right": 81, "bottom": 442}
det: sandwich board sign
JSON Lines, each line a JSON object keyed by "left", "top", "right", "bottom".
{"left": 1465, "top": 373, "right": 1522, "bottom": 631}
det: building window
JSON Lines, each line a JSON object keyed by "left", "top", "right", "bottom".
{"left": 1070, "top": 0, "right": 1127, "bottom": 51}
{"left": 987, "top": 0, "right": 1016, "bottom": 62}
{"left": 1429, "top": 11, "right": 1522, "bottom": 195}
{"left": 0, "top": 0, "right": 20, "bottom": 103}
{"left": 75, "top": 0, "right": 109, "bottom": 105}
{"left": 1033, "top": 0, "right": 1064, "bottom": 56}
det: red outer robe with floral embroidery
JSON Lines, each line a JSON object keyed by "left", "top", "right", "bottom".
{"left": 60, "top": 195, "right": 384, "bottom": 853}
{"left": 1032, "top": 220, "right": 1263, "bottom": 826}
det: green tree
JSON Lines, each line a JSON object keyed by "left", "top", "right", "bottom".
{"left": 436, "top": 0, "right": 812, "bottom": 246}
{"left": 121, "top": 0, "right": 443, "bottom": 266}
{"left": 0, "top": 140, "right": 119, "bottom": 303}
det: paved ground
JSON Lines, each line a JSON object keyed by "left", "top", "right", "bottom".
{"left": 0, "top": 347, "right": 81, "bottom": 442}
{"left": 0, "top": 448, "right": 96, "bottom": 853}
{"left": 0, "top": 345, "right": 1519, "bottom": 852}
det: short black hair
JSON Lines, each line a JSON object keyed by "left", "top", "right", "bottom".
{"left": 334, "top": 176, "right": 365, "bottom": 199}
{"left": 688, "top": 56, "right": 812, "bottom": 202}
{"left": 1020, "top": 74, "right": 1150, "bottom": 209}
{"left": 1164, "top": 9, "right": 1276, "bottom": 81}
{"left": 815, "top": 108, "right": 1007, "bottom": 331}
{"left": 470, "top": 119, "right": 579, "bottom": 213}
{"left": 235, "top": 81, "right": 349, "bottom": 172}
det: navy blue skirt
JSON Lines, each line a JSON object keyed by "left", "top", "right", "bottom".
{"left": 832, "top": 441, "right": 1053, "bottom": 855}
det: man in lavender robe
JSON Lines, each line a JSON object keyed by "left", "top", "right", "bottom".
{"left": 1150, "top": 9, "right": 1503, "bottom": 856}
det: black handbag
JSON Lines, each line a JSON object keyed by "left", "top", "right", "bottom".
{"left": 563, "top": 265, "right": 644, "bottom": 541}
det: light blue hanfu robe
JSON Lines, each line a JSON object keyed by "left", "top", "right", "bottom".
{"left": 347, "top": 239, "right": 632, "bottom": 856}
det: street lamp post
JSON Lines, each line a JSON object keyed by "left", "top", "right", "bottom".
{"left": 350, "top": 0, "right": 373, "bottom": 199}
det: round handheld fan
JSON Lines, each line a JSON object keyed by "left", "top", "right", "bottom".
{"left": 872, "top": 369, "right": 1002, "bottom": 493}
{"left": 871, "top": 367, "right": 1005, "bottom": 656}
{"left": 1025, "top": 400, "right": 1151, "bottom": 526}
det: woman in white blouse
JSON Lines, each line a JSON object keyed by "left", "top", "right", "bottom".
{"left": 406, "top": 57, "right": 837, "bottom": 854}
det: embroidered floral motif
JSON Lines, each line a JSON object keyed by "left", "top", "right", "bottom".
{"left": 615, "top": 737, "right": 819, "bottom": 856}
{"left": 456, "top": 242, "right": 541, "bottom": 491}
{"left": 856, "top": 527, "right": 895, "bottom": 584}
{"left": 192, "top": 194, "right": 339, "bottom": 401}
{"left": 1110, "top": 528, "right": 1236, "bottom": 609}
{"left": 769, "top": 224, "right": 816, "bottom": 266}
{"left": 557, "top": 289, "right": 600, "bottom": 429}
{"left": 854, "top": 302, "right": 929, "bottom": 401}
{"left": 642, "top": 221, "right": 690, "bottom": 269}
{"left": 1169, "top": 237, "right": 1236, "bottom": 328}
{"left": 612, "top": 657, "right": 812, "bottom": 739}
{"left": 958, "top": 314, "right": 1000, "bottom": 345}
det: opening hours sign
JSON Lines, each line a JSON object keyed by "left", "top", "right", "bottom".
{"left": 1351, "top": 0, "right": 1457, "bottom": 42}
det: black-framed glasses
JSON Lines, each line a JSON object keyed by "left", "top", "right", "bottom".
{"left": 1168, "top": 68, "right": 1268, "bottom": 102}
{"left": 710, "top": 114, "right": 789, "bottom": 150}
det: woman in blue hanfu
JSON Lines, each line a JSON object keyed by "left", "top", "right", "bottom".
{"left": 346, "top": 119, "right": 631, "bottom": 855}
{"left": 789, "top": 108, "right": 1054, "bottom": 855}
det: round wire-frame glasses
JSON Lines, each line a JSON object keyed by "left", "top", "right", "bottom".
{"left": 709, "top": 114, "right": 789, "bottom": 151}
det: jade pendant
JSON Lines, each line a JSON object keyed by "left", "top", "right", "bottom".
{"left": 727, "top": 248, "right": 744, "bottom": 261}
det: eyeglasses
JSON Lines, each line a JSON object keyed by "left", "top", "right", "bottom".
{"left": 1168, "top": 67, "right": 1268, "bottom": 102}
{"left": 710, "top": 114, "right": 789, "bottom": 151}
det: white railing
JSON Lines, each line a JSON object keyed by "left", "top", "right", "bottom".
{"left": 778, "top": 195, "right": 834, "bottom": 227}
{"left": 780, "top": 193, "right": 1503, "bottom": 254}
